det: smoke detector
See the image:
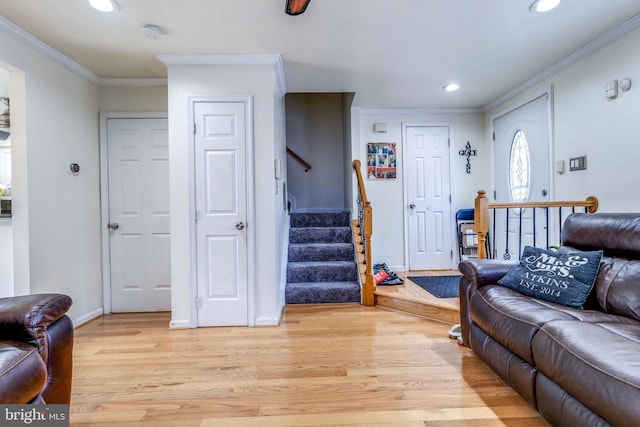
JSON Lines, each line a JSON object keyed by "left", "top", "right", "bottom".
{"left": 142, "top": 24, "right": 163, "bottom": 40}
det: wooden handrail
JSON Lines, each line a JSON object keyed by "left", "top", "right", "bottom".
{"left": 286, "top": 147, "right": 312, "bottom": 172}
{"left": 474, "top": 190, "right": 599, "bottom": 259}
{"left": 352, "top": 160, "right": 375, "bottom": 306}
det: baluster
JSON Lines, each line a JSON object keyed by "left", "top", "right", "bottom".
{"left": 518, "top": 208, "right": 523, "bottom": 259}
{"left": 504, "top": 208, "right": 511, "bottom": 260}
{"left": 492, "top": 209, "right": 496, "bottom": 259}
{"left": 545, "top": 207, "right": 550, "bottom": 250}
{"left": 532, "top": 207, "right": 537, "bottom": 248}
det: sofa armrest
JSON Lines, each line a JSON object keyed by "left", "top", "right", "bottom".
{"left": 458, "top": 259, "right": 518, "bottom": 287}
{"left": 0, "top": 294, "right": 72, "bottom": 362}
{"left": 458, "top": 259, "right": 517, "bottom": 347}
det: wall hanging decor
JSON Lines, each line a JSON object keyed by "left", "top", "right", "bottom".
{"left": 367, "top": 143, "right": 397, "bottom": 179}
{"left": 459, "top": 141, "right": 477, "bottom": 174}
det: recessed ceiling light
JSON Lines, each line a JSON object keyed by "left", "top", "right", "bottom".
{"left": 443, "top": 83, "right": 460, "bottom": 92}
{"left": 530, "top": 0, "right": 560, "bottom": 13}
{"left": 89, "top": 0, "right": 117, "bottom": 12}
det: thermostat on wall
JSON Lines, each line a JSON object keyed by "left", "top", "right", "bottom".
{"left": 67, "top": 161, "right": 80, "bottom": 175}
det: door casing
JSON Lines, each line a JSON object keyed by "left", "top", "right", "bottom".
{"left": 99, "top": 112, "right": 168, "bottom": 314}
{"left": 187, "top": 96, "right": 256, "bottom": 327}
{"left": 402, "top": 122, "right": 455, "bottom": 271}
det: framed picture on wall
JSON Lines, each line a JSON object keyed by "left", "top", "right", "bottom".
{"left": 367, "top": 143, "right": 397, "bottom": 180}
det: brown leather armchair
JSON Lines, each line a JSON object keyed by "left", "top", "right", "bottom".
{"left": 0, "top": 293, "right": 73, "bottom": 404}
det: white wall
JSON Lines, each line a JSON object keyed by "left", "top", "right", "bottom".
{"left": 286, "top": 93, "right": 346, "bottom": 211}
{"left": 99, "top": 86, "right": 168, "bottom": 112}
{"left": 355, "top": 110, "right": 485, "bottom": 271}
{"left": 485, "top": 27, "right": 640, "bottom": 213}
{"left": 0, "top": 31, "right": 102, "bottom": 323}
{"left": 166, "top": 64, "right": 286, "bottom": 327}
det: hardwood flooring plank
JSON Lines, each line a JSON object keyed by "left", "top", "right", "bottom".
{"left": 70, "top": 306, "right": 548, "bottom": 426}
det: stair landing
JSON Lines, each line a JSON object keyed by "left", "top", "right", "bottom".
{"left": 374, "top": 271, "right": 461, "bottom": 324}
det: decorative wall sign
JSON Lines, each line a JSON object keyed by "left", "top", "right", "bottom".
{"left": 367, "top": 143, "right": 397, "bottom": 179}
{"left": 459, "top": 141, "right": 477, "bottom": 174}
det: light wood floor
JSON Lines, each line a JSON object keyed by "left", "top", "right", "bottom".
{"left": 71, "top": 306, "right": 549, "bottom": 426}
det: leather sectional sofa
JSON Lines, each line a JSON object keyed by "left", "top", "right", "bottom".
{"left": 459, "top": 213, "right": 640, "bottom": 427}
{"left": 0, "top": 293, "right": 73, "bottom": 404}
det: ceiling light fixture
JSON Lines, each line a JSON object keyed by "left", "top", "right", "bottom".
{"left": 89, "top": 0, "right": 117, "bottom": 12}
{"left": 286, "top": 0, "right": 311, "bottom": 16}
{"left": 443, "top": 83, "right": 460, "bottom": 92}
{"left": 529, "top": 0, "right": 560, "bottom": 13}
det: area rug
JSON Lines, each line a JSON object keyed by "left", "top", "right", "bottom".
{"left": 407, "top": 275, "right": 462, "bottom": 298}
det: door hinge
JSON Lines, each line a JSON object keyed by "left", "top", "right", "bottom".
{"left": 448, "top": 138, "right": 451, "bottom": 147}
{"left": 493, "top": 190, "right": 497, "bottom": 200}
{"left": 492, "top": 132, "right": 496, "bottom": 141}
{"left": 450, "top": 250, "right": 453, "bottom": 259}
{"left": 195, "top": 297, "right": 202, "bottom": 309}
{"left": 194, "top": 209, "right": 199, "bottom": 223}
{"left": 193, "top": 122, "right": 197, "bottom": 135}
{"left": 449, "top": 194, "right": 452, "bottom": 203}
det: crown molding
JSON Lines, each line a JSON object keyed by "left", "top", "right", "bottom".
{"left": 0, "top": 16, "right": 100, "bottom": 84}
{"left": 157, "top": 53, "right": 287, "bottom": 97}
{"left": 360, "top": 108, "right": 482, "bottom": 116}
{"left": 99, "top": 78, "right": 168, "bottom": 87}
{"left": 484, "top": 12, "right": 640, "bottom": 112}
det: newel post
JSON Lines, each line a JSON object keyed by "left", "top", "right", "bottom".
{"left": 474, "top": 191, "right": 489, "bottom": 259}
{"left": 363, "top": 201, "right": 375, "bottom": 306}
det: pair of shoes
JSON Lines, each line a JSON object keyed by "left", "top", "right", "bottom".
{"left": 448, "top": 324, "right": 462, "bottom": 340}
{"left": 373, "top": 263, "right": 404, "bottom": 285}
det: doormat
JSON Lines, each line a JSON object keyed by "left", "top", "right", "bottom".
{"left": 407, "top": 275, "right": 462, "bottom": 298}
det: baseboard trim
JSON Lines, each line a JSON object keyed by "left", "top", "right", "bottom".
{"left": 72, "top": 308, "right": 104, "bottom": 328}
{"left": 169, "top": 319, "right": 192, "bottom": 329}
{"left": 254, "top": 315, "right": 281, "bottom": 326}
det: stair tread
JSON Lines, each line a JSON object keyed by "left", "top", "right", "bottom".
{"left": 286, "top": 281, "right": 359, "bottom": 286}
{"left": 288, "top": 260, "right": 356, "bottom": 266}
{"left": 289, "top": 242, "right": 353, "bottom": 247}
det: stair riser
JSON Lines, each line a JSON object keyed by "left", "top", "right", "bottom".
{"left": 288, "top": 244, "right": 354, "bottom": 262}
{"left": 286, "top": 285, "right": 360, "bottom": 304}
{"left": 290, "top": 212, "right": 351, "bottom": 228}
{"left": 289, "top": 227, "right": 352, "bottom": 244}
{"left": 287, "top": 264, "right": 358, "bottom": 283}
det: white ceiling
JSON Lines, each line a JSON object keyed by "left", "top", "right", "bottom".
{"left": 1, "top": 0, "right": 640, "bottom": 109}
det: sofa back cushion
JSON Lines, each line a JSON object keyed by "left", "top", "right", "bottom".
{"left": 561, "top": 213, "right": 640, "bottom": 321}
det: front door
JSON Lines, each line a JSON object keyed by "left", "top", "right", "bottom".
{"left": 493, "top": 93, "right": 552, "bottom": 259}
{"left": 107, "top": 118, "right": 171, "bottom": 312}
{"left": 405, "top": 125, "right": 453, "bottom": 270}
{"left": 194, "top": 101, "right": 249, "bottom": 327}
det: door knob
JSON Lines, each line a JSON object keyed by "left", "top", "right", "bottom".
{"left": 409, "top": 204, "right": 416, "bottom": 209}
{"left": 541, "top": 189, "right": 548, "bottom": 196}
{"left": 235, "top": 221, "right": 245, "bottom": 230}
{"left": 108, "top": 223, "right": 119, "bottom": 231}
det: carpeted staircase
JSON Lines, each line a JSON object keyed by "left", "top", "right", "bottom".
{"left": 286, "top": 212, "right": 361, "bottom": 304}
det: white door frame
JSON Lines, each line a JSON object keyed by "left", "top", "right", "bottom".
{"left": 402, "top": 122, "right": 456, "bottom": 271}
{"left": 187, "top": 96, "right": 256, "bottom": 327}
{"left": 489, "top": 86, "right": 555, "bottom": 202}
{"left": 99, "top": 112, "right": 168, "bottom": 314}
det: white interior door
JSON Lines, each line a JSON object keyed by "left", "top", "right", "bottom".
{"left": 194, "top": 101, "right": 249, "bottom": 327}
{"left": 107, "top": 118, "right": 171, "bottom": 312}
{"left": 493, "top": 94, "right": 552, "bottom": 259}
{"left": 405, "top": 125, "right": 453, "bottom": 270}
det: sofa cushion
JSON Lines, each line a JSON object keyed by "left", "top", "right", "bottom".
{"left": 497, "top": 246, "right": 602, "bottom": 309}
{"left": 593, "top": 256, "right": 640, "bottom": 321}
{"left": 533, "top": 321, "right": 640, "bottom": 427}
{"left": 0, "top": 341, "right": 47, "bottom": 403}
{"left": 469, "top": 285, "right": 637, "bottom": 365}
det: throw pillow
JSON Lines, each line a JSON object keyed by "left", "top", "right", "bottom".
{"left": 497, "top": 246, "right": 602, "bottom": 309}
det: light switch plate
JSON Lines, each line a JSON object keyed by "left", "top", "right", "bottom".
{"left": 569, "top": 156, "right": 587, "bottom": 171}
